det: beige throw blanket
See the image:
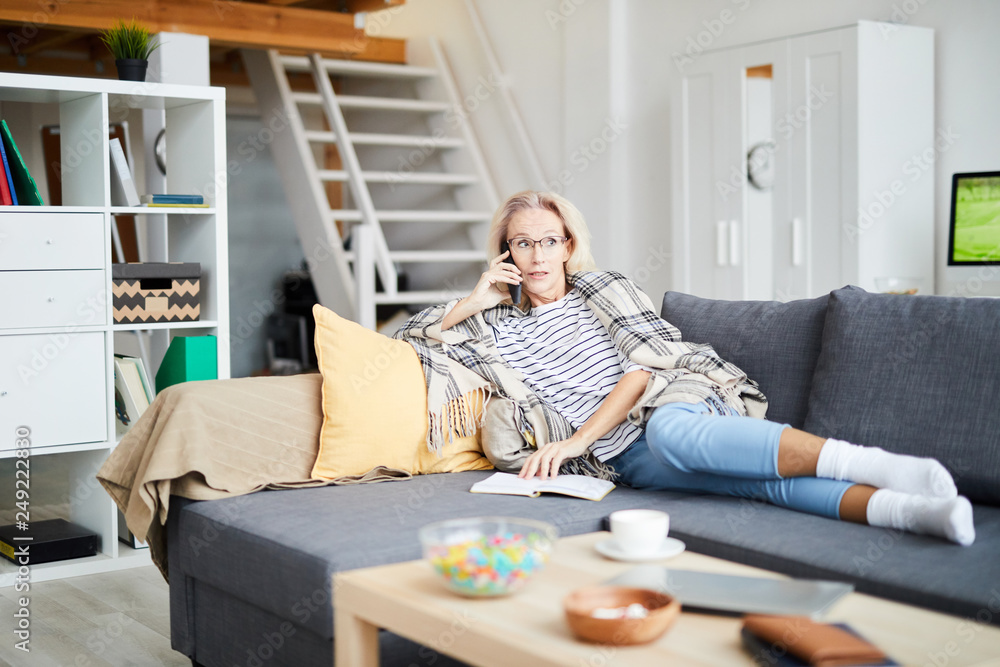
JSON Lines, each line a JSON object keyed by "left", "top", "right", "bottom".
{"left": 97, "top": 373, "right": 408, "bottom": 581}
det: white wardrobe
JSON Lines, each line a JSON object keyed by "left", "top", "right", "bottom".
{"left": 671, "top": 21, "right": 935, "bottom": 301}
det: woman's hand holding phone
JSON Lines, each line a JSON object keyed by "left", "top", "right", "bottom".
{"left": 441, "top": 247, "right": 523, "bottom": 330}
{"left": 472, "top": 246, "right": 522, "bottom": 308}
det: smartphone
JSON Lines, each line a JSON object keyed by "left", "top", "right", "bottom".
{"left": 500, "top": 240, "right": 522, "bottom": 304}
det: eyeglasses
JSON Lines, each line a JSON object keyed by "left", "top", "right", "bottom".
{"left": 507, "top": 236, "right": 569, "bottom": 256}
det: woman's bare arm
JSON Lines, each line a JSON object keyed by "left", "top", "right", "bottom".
{"left": 518, "top": 369, "right": 652, "bottom": 479}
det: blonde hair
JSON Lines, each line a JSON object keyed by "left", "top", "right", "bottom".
{"left": 486, "top": 190, "right": 597, "bottom": 273}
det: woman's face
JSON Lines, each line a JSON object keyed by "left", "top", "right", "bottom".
{"left": 505, "top": 208, "right": 572, "bottom": 307}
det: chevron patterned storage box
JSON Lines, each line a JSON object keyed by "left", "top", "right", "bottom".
{"left": 112, "top": 262, "right": 201, "bottom": 324}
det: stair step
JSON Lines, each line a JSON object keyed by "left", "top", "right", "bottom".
{"left": 292, "top": 92, "right": 450, "bottom": 113}
{"left": 281, "top": 55, "right": 438, "bottom": 79}
{"left": 374, "top": 290, "right": 462, "bottom": 305}
{"left": 329, "top": 210, "right": 493, "bottom": 223}
{"left": 344, "top": 250, "right": 486, "bottom": 264}
{"left": 319, "top": 170, "right": 478, "bottom": 185}
{"left": 391, "top": 250, "right": 487, "bottom": 263}
{"left": 303, "top": 131, "right": 465, "bottom": 149}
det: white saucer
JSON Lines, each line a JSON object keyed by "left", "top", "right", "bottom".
{"left": 595, "top": 537, "right": 686, "bottom": 562}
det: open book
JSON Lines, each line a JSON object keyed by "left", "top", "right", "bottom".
{"left": 470, "top": 472, "right": 615, "bottom": 501}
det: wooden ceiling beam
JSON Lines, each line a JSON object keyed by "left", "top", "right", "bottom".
{"left": 0, "top": 0, "right": 386, "bottom": 57}
{"left": 346, "top": 0, "right": 406, "bottom": 12}
{"left": 18, "top": 31, "right": 86, "bottom": 56}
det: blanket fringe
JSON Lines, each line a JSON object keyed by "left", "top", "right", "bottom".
{"left": 427, "top": 387, "right": 489, "bottom": 456}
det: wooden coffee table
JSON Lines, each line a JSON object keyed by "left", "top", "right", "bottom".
{"left": 333, "top": 532, "right": 1000, "bottom": 666}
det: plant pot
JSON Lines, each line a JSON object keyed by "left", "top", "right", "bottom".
{"left": 115, "top": 58, "right": 148, "bottom": 82}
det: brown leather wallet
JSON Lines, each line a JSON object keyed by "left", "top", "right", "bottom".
{"left": 742, "top": 615, "right": 888, "bottom": 666}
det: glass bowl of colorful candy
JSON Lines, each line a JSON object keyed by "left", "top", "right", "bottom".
{"left": 419, "top": 516, "right": 558, "bottom": 597}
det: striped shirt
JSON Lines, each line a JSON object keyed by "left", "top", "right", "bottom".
{"left": 490, "top": 288, "right": 647, "bottom": 461}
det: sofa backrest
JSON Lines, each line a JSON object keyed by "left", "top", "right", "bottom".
{"left": 660, "top": 291, "right": 829, "bottom": 430}
{"left": 661, "top": 286, "right": 1000, "bottom": 506}
{"left": 804, "top": 286, "right": 1000, "bottom": 506}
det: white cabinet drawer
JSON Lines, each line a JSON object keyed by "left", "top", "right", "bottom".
{"left": 0, "top": 332, "right": 107, "bottom": 450}
{"left": 0, "top": 213, "right": 104, "bottom": 270}
{"left": 0, "top": 270, "right": 106, "bottom": 330}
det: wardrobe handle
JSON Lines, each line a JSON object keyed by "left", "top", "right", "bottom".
{"left": 716, "top": 221, "right": 728, "bottom": 267}
{"left": 729, "top": 220, "right": 740, "bottom": 267}
{"left": 792, "top": 217, "right": 804, "bottom": 267}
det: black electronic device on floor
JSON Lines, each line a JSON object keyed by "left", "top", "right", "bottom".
{"left": 0, "top": 518, "right": 99, "bottom": 565}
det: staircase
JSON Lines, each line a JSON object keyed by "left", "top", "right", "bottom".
{"left": 242, "top": 40, "right": 499, "bottom": 329}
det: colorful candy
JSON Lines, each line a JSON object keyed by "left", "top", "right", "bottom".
{"left": 426, "top": 530, "right": 552, "bottom": 597}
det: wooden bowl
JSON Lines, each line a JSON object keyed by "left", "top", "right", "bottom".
{"left": 563, "top": 585, "right": 681, "bottom": 645}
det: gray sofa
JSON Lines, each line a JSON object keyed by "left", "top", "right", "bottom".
{"left": 168, "top": 286, "right": 1000, "bottom": 667}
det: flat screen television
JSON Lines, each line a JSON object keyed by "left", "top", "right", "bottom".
{"left": 948, "top": 171, "right": 1000, "bottom": 265}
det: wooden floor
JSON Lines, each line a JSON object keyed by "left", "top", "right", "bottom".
{"left": 0, "top": 565, "right": 188, "bottom": 666}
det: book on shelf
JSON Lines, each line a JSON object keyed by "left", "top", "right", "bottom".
{"left": 141, "top": 193, "right": 205, "bottom": 205}
{"left": 109, "top": 137, "right": 140, "bottom": 207}
{"left": 118, "top": 353, "right": 155, "bottom": 404}
{"left": 143, "top": 203, "right": 211, "bottom": 208}
{"left": 0, "top": 119, "right": 43, "bottom": 205}
{"left": 0, "top": 147, "right": 11, "bottom": 205}
{"left": 117, "top": 510, "right": 148, "bottom": 549}
{"left": 113, "top": 355, "right": 152, "bottom": 437}
{"left": 470, "top": 471, "right": 615, "bottom": 501}
{"left": 0, "top": 124, "right": 17, "bottom": 205}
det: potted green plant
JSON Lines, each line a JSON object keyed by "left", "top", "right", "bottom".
{"left": 100, "top": 18, "right": 160, "bottom": 82}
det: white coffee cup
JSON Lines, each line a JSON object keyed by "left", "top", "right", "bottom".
{"left": 609, "top": 509, "right": 669, "bottom": 557}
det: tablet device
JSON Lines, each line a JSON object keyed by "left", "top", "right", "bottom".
{"left": 605, "top": 565, "right": 854, "bottom": 619}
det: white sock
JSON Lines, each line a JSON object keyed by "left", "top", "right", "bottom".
{"left": 866, "top": 489, "right": 975, "bottom": 546}
{"left": 816, "top": 439, "right": 957, "bottom": 498}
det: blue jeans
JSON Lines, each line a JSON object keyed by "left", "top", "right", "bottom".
{"left": 608, "top": 401, "right": 851, "bottom": 519}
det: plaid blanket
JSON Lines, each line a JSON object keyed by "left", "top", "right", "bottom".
{"left": 394, "top": 270, "right": 767, "bottom": 477}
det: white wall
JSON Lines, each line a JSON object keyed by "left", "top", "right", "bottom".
{"left": 631, "top": 0, "right": 1000, "bottom": 298}
{"left": 375, "top": 0, "right": 1000, "bottom": 299}
{"left": 376, "top": 0, "right": 565, "bottom": 196}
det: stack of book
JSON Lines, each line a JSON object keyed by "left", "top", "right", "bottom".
{"left": 113, "top": 354, "right": 154, "bottom": 439}
{"left": 112, "top": 353, "right": 153, "bottom": 550}
{"left": 0, "top": 119, "right": 43, "bottom": 206}
{"left": 108, "top": 139, "right": 207, "bottom": 209}
{"left": 141, "top": 193, "right": 207, "bottom": 208}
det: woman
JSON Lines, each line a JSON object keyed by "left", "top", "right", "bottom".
{"left": 398, "top": 191, "right": 974, "bottom": 546}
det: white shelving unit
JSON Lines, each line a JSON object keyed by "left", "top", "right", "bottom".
{"left": 0, "top": 72, "right": 229, "bottom": 585}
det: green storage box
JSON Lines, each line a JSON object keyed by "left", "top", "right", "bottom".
{"left": 156, "top": 335, "right": 218, "bottom": 392}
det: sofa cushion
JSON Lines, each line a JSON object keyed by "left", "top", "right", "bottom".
{"left": 310, "top": 304, "right": 491, "bottom": 479}
{"left": 804, "top": 287, "right": 1000, "bottom": 505}
{"left": 660, "top": 291, "right": 828, "bottom": 429}
{"left": 173, "top": 470, "right": 689, "bottom": 640}
{"left": 173, "top": 471, "right": 1000, "bottom": 641}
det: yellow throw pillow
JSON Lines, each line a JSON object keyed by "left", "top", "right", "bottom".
{"left": 310, "top": 304, "right": 492, "bottom": 480}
